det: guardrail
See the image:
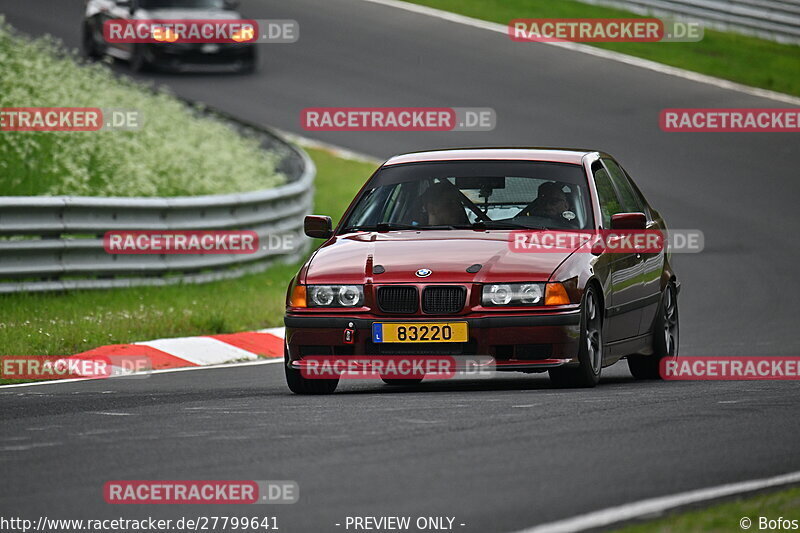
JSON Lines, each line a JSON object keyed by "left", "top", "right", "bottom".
{"left": 0, "top": 110, "right": 315, "bottom": 293}
{"left": 578, "top": 0, "right": 800, "bottom": 44}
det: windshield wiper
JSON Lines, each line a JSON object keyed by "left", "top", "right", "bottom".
{"left": 342, "top": 221, "right": 550, "bottom": 233}
{"left": 459, "top": 220, "right": 549, "bottom": 230}
{"left": 341, "top": 222, "right": 421, "bottom": 233}
{"left": 376, "top": 222, "right": 421, "bottom": 231}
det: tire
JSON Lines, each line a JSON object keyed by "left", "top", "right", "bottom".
{"left": 239, "top": 49, "right": 258, "bottom": 74}
{"left": 82, "top": 23, "right": 103, "bottom": 60}
{"left": 130, "top": 45, "right": 150, "bottom": 73}
{"left": 284, "top": 350, "right": 339, "bottom": 395}
{"left": 628, "top": 282, "right": 679, "bottom": 380}
{"left": 381, "top": 377, "right": 424, "bottom": 386}
{"left": 549, "top": 285, "right": 603, "bottom": 388}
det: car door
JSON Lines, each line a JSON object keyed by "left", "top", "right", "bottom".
{"left": 592, "top": 160, "right": 642, "bottom": 341}
{"left": 611, "top": 161, "right": 665, "bottom": 335}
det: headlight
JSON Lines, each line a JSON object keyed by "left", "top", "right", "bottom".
{"left": 482, "top": 283, "right": 545, "bottom": 306}
{"left": 518, "top": 283, "right": 543, "bottom": 304}
{"left": 307, "top": 285, "right": 364, "bottom": 307}
{"left": 485, "top": 284, "right": 513, "bottom": 305}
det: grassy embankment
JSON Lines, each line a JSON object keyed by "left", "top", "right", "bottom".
{"left": 613, "top": 485, "right": 800, "bottom": 532}
{"left": 406, "top": 0, "right": 800, "bottom": 97}
{"left": 0, "top": 20, "right": 376, "bottom": 368}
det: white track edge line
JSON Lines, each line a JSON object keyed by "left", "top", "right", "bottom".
{"left": 512, "top": 470, "right": 800, "bottom": 533}
{"left": 0, "top": 358, "right": 283, "bottom": 389}
{"left": 357, "top": 0, "right": 800, "bottom": 106}
{"left": 274, "top": 127, "right": 384, "bottom": 164}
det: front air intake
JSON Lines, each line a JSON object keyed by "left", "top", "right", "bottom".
{"left": 376, "top": 286, "right": 418, "bottom": 314}
{"left": 422, "top": 286, "right": 466, "bottom": 314}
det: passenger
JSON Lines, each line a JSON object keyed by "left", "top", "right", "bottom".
{"left": 523, "top": 182, "right": 570, "bottom": 221}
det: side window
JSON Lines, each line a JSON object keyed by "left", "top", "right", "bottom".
{"left": 592, "top": 162, "right": 622, "bottom": 228}
{"left": 622, "top": 166, "right": 650, "bottom": 216}
{"left": 603, "top": 158, "right": 643, "bottom": 214}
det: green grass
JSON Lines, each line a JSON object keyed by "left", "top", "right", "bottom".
{"left": 0, "top": 147, "right": 376, "bottom": 376}
{"left": 614, "top": 486, "right": 800, "bottom": 532}
{"left": 0, "top": 18, "right": 284, "bottom": 196}
{"left": 405, "top": 0, "right": 800, "bottom": 97}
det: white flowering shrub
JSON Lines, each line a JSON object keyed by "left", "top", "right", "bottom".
{"left": 0, "top": 19, "right": 285, "bottom": 197}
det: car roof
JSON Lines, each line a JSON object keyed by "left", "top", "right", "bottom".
{"left": 383, "top": 148, "right": 599, "bottom": 166}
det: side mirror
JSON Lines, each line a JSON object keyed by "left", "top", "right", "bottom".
{"left": 610, "top": 212, "right": 647, "bottom": 231}
{"left": 304, "top": 215, "right": 333, "bottom": 239}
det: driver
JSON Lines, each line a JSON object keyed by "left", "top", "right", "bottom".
{"left": 419, "top": 182, "right": 469, "bottom": 226}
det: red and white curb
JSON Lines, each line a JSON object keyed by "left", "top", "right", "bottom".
{"left": 127, "top": 327, "right": 285, "bottom": 369}
{"left": 0, "top": 328, "right": 286, "bottom": 386}
{"left": 81, "top": 327, "right": 286, "bottom": 371}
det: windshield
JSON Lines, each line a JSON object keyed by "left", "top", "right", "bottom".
{"left": 341, "top": 160, "right": 593, "bottom": 232}
{"left": 138, "top": 0, "right": 227, "bottom": 9}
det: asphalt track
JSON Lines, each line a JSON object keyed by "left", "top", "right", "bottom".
{"left": 1, "top": 0, "right": 799, "bottom": 531}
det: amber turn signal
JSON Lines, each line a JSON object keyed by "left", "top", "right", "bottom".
{"left": 289, "top": 285, "right": 307, "bottom": 307}
{"left": 544, "top": 282, "right": 571, "bottom": 306}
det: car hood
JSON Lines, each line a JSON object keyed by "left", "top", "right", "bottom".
{"left": 137, "top": 9, "right": 241, "bottom": 20}
{"left": 304, "top": 230, "right": 582, "bottom": 284}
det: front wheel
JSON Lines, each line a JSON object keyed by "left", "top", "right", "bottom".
{"left": 285, "top": 350, "right": 339, "bottom": 394}
{"left": 236, "top": 47, "right": 258, "bottom": 74}
{"left": 628, "top": 282, "right": 679, "bottom": 379}
{"left": 549, "top": 285, "right": 603, "bottom": 388}
{"left": 82, "top": 23, "right": 103, "bottom": 60}
{"left": 130, "top": 45, "right": 151, "bottom": 72}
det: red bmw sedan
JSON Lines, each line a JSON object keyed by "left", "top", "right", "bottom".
{"left": 284, "top": 148, "right": 679, "bottom": 394}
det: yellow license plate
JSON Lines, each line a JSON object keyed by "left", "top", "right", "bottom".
{"left": 372, "top": 322, "right": 468, "bottom": 343}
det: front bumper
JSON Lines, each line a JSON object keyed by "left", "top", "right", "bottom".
{"left": 143, "top": 43, "right": 256, "bottom": 69}
{"left": 284, "top": 311, "right": 582, "bottom": 372}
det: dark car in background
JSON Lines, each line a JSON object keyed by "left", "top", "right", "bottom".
{"left": 284, "top": 148, "right": 680, "bottom": 394}
{"left": 82, "top": 0, "right": 257, "bottom": 73}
